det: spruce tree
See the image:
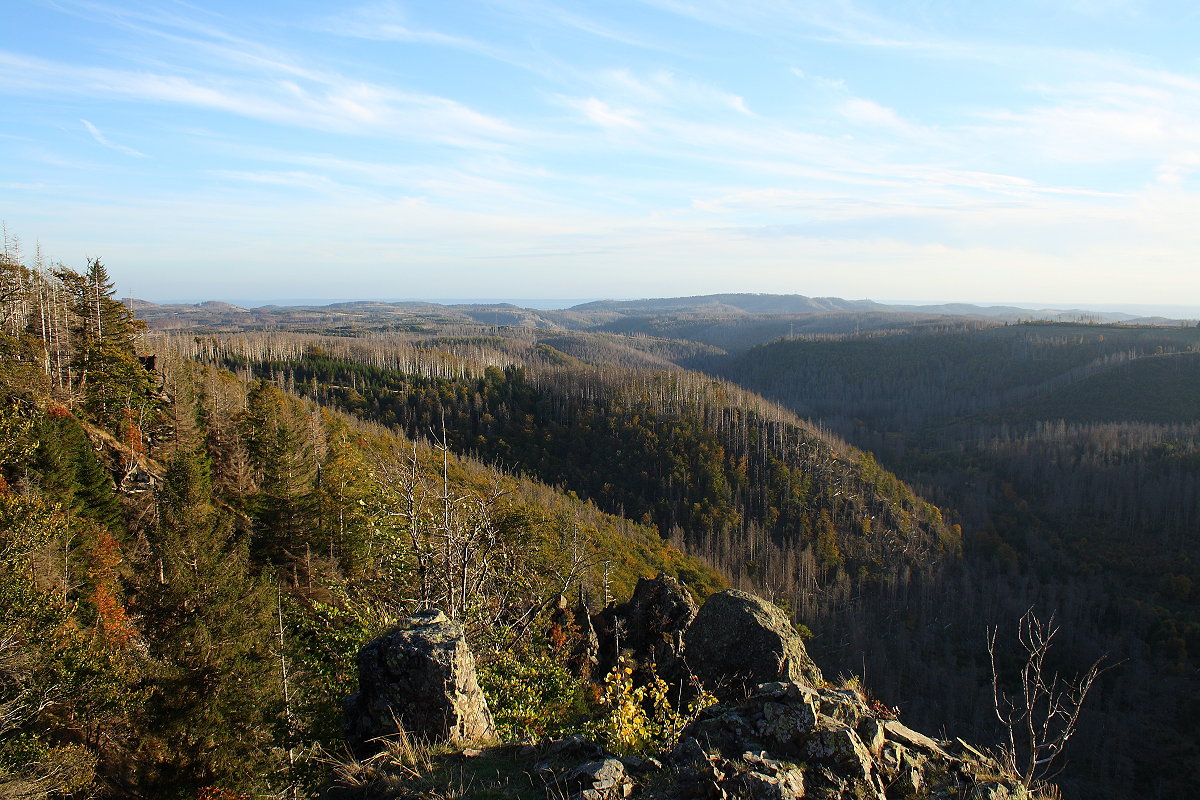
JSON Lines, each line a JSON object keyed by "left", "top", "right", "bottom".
{"left": 243, "top": 382, "right": 316, "bottom": 564}
{"left": 27, "top": 414, "right": 124, "bottom": 533}
{"left": 53, "top": 259, "right": 155, "bottom": 428}
{"left": 131, "top": 448, "right": 282, "bottom": 795}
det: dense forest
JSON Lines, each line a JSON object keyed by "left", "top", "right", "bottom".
{"left": 182, "top": 333, "right": 958, "bottom": 594}
{"left": 714, "top": 323, "right": 1200, "bottom": 799}
{"left": 4, "top": 237, "right": 1197, "bottom": 800}
{"left": 0, "top": 245, "right": 727, "bottom": 797}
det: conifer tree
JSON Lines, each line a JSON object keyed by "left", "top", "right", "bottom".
{"left": 26, "top": 414, "right": 124, "bottom": 533}
{"left": 52, "top": 259, "right": 155, "bottom": 428}
{"left": 314, "top": 414, "right": 373, "bottom": 573}
{"left": 243, "top": 382, "right": 316, "bottom": 565}
{"left": 131, "top": 448, "right": 282, "bottom": 794}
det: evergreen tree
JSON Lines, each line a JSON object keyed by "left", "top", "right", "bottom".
{"left": 26, "top": 414, "right": 124, "bottom": 533}
{"left": 242, "top": 382, "right": 316, "bottom": 564}
{"left": 314, "top": 414, "right": 373, "bottom": 573}
{"left": 131, "top": 449, "right": 283, "bottom": 795}
{"left": 53, "top": 259, "right": 155, "bottom": 428}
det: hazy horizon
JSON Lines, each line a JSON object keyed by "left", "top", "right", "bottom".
{"left": 127, "top": 292, "right": 1200, "bottom": 319}
{"left": 5, "top": 1, "right": 1200, "bottom": 306}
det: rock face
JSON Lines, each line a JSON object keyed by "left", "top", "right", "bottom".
{"left": 564, "top": 758, "right": 634, "bottom": 800}
{"left": 621, "top": 573, "right": 697, "bottom": 673}
{"left": 332, "top": 589, "right": 1024, "bottom": 800}
{"left": 343, "top": 609, "right": 497, "bottom": 752}
{"left": 598, "top": 573, "right": 698, "bottom": 683}
{"left": 595, "top": 573, "right": 697, "bottom": 682}
{"left": 664, "top": 681, "right": 1020, "bottom": 800}
{"left": 683, "top": 590, "right": 824, "bottom": 700}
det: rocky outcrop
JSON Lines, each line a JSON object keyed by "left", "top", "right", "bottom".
{"left": 661, "top": 681, "right": 1019, "bottom": 799}
{"left": 620, "top": 574, "right": 697, "bottom": 675}
{"left": 343, "top": 609, "right": 497, "bottom": 752}
{"left": 595, "top": 573, "right": 697, "bottom": 682}
{"left": 336, "top": 588, "right": 1022, "bottom": 800}
{"left": 338, "top": 681, "right": 1021, "bottom": 800}
{"left": 563, "top": 758, "right": 635, "bottom": 800}
{"left": 683, "top": 590, "right": 824, "bottom": 700}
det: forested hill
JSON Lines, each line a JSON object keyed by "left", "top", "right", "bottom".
{"left": 12, "top": 248, "right": 1196, "bottom": 800}
{"left": 714, "top": 321, "right": 1200, "bottom": 800}
{"left": 0, "top": 255, "right": 726, "bottom": 797}
{"left": 570, "top": 293, "right": 883, "bottom": 314}
{"left": 715, "top": 322, "right": 1200, "bottom": 429}
{"left": 181, "top": 332, "right": 960, "bottom": 606}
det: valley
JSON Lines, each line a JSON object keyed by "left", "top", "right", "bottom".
{"left": 3, "top": 270, "right": 1197, "bottom": 799}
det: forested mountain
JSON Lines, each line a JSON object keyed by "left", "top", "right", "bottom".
{"left": 714, "top": 323, "right": 1200, "bottom": 427}
{"left": 715, "top": 322, "right": 1200, "bottom": 799}
{"left": 594, "top": 311, "right": 988, "bottom": 355}
{"left": 0, "top": 249, "right": 725, "bottom": 797}
{"left": 7, "top": 244, "right": 1198, "bottom": 800}
{"left": 178, "top": 331, "right": 959, "bottom": 604}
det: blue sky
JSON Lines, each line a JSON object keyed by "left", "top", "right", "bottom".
{"left": 3, "top": 0, "right": 1200, "bottom": 309}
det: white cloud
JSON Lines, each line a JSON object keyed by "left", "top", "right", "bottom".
{"left": 319, "top": 2, "right": 497, "bottom": 53}
{"left": 81, "top": 119, "right": 148, "bottom": 157}
{"left": 1156, "top": 152, "right": 1200, "bottom": 186}
{"left": 0, "top": 51, "right": 522, "bottom": 147}
{"left": 572, "top": 97, "right": 643, "bottom": 130}
{"left": 966, "top": 72, "right": 1200, "bottom": 178}
{"left": 485, "top": 0, "right": 664, "bottom": 49}
{"left": 837, "top": 97, "right": 914, "bottom": 133}
{"left": 205, "top": 170, "right": 348, "bottom": 192}
{"left": 635, "top": 0, "right": 939, "bottom": 51}
{"left": 596, "top": 69, "right": 753, "bottom": 115}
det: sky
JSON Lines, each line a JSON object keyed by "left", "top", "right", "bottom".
{"left": 3, "top": 0, "right": 1200, "bottom": 310}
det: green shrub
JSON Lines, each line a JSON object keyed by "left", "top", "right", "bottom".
{"left": 478, "top": 644, "right": 587, "bottom": 741}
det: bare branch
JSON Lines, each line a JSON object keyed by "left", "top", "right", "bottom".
{"left": 988, "top": 608, "right": 1114, "bottom": 791}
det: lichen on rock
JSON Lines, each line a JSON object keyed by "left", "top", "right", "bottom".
{"left": 683, "top": 589, "right": 824, "bottom": 700}
{"left": 343, "top": 608, "right": 498, "bottom": 753}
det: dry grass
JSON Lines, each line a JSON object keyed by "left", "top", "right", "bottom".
{"left": 320, "top": 721, "right": 497, "bottom": 800}
{"left": 1032, "top": 783, "right": 1063, "bottom": 800}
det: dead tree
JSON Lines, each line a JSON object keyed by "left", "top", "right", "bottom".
{"left": 988, "top": 609, "right": 1111, "bottom": 790}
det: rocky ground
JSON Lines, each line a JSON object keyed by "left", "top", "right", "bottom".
{"left": 325, "top": 579, "right": 1027, "bottom": 800}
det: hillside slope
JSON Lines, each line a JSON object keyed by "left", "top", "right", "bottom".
{"left": 181, "top": 332, "right": 960, "bottom": 603}
{"left": 0, "top": 260, "right": 727, "bottom": 798}
{"left": 712, "top": 321, "right": 1200, "bottom": 800}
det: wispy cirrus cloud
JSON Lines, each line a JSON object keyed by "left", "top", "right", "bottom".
{"left": 0, "top": 51, "right": 522, "bottom": 147}
{"left": 484, "top": 0, "right": 669, "bottom": 50}
{"left": 566, "top": 97, "right": 644, "bottom": 130}
{"left": 81, "top": 119, "right": 148, "bottom": 157}
{"left": 317, "top": 1, "right": 498, "bottom": 54}
{"left": 634, "top": 0, "right": 930, "bottom": 49}
{"left": 837, "top": 98, "right": 912, "bottom": 133}
{"left": 971, "top": 74, "right": 1200, "bottom": 170}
